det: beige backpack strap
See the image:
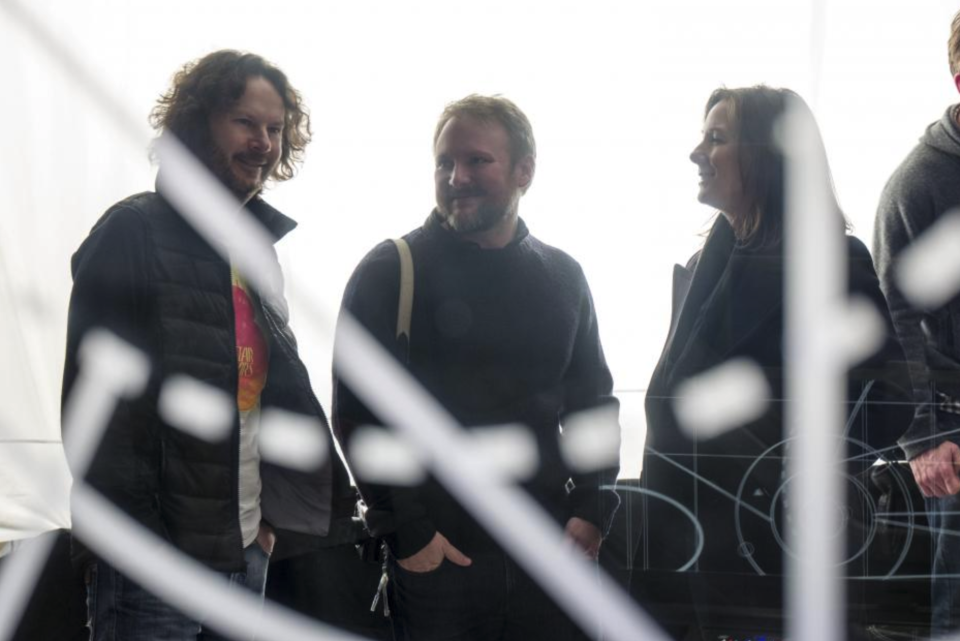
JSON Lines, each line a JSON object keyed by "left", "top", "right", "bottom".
{"left": 391, "top": 238, "right": 414, "bottom": 354}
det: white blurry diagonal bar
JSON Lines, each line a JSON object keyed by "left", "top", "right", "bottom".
{"left": 61, "top": 331, "right": 151, "bottom": 484}
{"left": 0, "top": 533, "right": 57, "bottom": 641}
{"left": 335, "top": 316, "right": 666, "bottom": 641}
{"left": 56, "top": 331, "right": 370, "bottom": 641}
{"left": 154, "top": 133, "right": 286, "bottom": 308}
{"left": 783, "top": 101, "right": 845, "bottom": 639}
{"left": 72, "top": 482, "right": 370, "bottom": 641}
{"left": 0, "top": 330, "right": 149, "bottom": 641}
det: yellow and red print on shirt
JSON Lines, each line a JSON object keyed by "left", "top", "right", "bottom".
{"left": 232, "top": 267, "right": 269, "bottom": 412}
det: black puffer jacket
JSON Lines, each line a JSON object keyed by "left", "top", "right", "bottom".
{"left": 63, "top": 191, "right": 351, "bottom": 572}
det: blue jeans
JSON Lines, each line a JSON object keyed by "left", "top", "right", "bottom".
{"left": 928, "top": 494, "right": 960, "bottom": 638}
{"left": 387, "top": 551, "right": 596, "bottom": 641}
{"left": 86, "top": 541, "right": 270, "bottom": 641}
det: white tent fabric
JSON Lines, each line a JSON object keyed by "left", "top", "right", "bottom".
{"left": 0, "top": 0, "right": 957, "bottom": 544}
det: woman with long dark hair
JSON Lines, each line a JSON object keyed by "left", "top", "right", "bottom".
{"left": 632, "top": 86, "right": 912, "bottom": 639}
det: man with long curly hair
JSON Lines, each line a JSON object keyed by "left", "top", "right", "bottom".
{"left": 62, "top": 50, "right": 352, "bottom": 640}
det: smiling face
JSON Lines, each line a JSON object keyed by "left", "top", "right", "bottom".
{"left": 434, "top": 115, "right": 533, "bottom": 237}
{"left": 207, "top": 76, "right": 285, "bottom": 202}
{"left": 689, "top": 99, "right": 751, "bottom": 221}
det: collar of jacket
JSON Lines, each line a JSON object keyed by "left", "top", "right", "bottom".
{"left": 663, "top": 215, "right": 784, "bottom": 372}
{"left": 154, "top": 174, "right": 298, "bottom": 243}
{"left": 422, "top": 209, "right": 530, "bottom": 250}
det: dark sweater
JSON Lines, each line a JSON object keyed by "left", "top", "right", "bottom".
{"left": 873, "top": 104, "right": 960, "bottom": 459}
{"left": 333, "top": 213, "right": 620, "bottom": 558}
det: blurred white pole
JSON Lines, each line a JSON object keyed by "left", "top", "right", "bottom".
{"left": 784, "top": 102, "right": 845, "bottom": 640}
{"left": 0, "top": 533, "right": 57, "bottom": 641}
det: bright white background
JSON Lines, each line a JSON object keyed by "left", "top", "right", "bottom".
{"left": 0, "top": 0, "right": 957, "bottom": 537}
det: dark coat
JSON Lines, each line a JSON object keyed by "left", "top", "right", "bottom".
{"left": 62, "top": 191, "right": 352, "bottom": 572}
{"left": 635, "top": 217, "right": 912, "bottom": 601}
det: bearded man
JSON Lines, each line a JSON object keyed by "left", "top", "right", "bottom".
{"left": 62, "top": 50, "right": 351, "bottom": 640}
{"left": 332, "top": 94, "right": 620, "bottom": 641}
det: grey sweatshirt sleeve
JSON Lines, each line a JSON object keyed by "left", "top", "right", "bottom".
{"left": 562, "top": 266, "right": 620, "bottom": 535}
{"left": 873, "top": 165, "right": 957, "bottom": 459}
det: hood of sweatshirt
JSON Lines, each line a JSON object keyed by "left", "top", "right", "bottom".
{"left": 922, "top": 104, "right": 960, "bottom": 158}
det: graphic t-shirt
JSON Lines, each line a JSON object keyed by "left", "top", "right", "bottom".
{"left": 233, "top": 266, "right": 269, "bottom": 547}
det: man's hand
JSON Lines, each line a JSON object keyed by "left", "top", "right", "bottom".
{"left": 565, "top": 517, "right": 602, "bottom": 560}
{"left": 397, "top": 532, "right": 472, "bottom": 573}
{"left": 257, "top": 523, "right": 276, "bottom": 556}
{"left": 909, "top": 441, "right": 960, "bottom": 497}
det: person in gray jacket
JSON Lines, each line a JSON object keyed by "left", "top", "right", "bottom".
{"left": 873, "top": 10, "right": 960, "bottom": 637}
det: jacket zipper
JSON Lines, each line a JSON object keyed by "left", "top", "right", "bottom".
{"left": 261, "top": 304, "right": 332, "bottom": 433}
{"left": 228, "top": 265, "right": 244, "bottom": 562}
